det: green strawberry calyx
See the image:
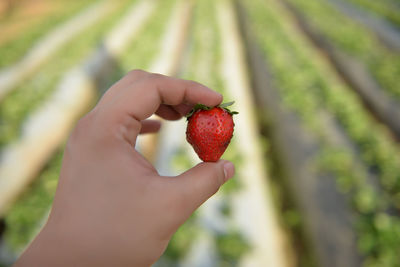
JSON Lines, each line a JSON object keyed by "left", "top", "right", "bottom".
{"left": 186, "top": 101, "right": 239, "bottom": 120}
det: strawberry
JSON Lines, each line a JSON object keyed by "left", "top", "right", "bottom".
{"left": 186, "top": 101, "right": 238, "bottom": 162}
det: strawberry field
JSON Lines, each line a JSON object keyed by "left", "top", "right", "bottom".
{"left": 0, "top": 0, "right": 400, "bottom": 266}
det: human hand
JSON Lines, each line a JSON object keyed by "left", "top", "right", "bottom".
{"left": 15, "top": 70, "right": 235, "bottom": 267}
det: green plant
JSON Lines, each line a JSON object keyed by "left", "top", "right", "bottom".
{"left": 287, "top": 0, "right": 400, "bottom": 102}
{"left": 0, "top": 0, "right": 99, "bottom": 68}
{"left": 346, "top": 0, "right": 400, "bottom": 27}
{"left": 0, "top": 0, "right": 134, "bottom": 149}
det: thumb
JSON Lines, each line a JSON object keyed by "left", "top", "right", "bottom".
{"left": 172, "top": 160, "right": 235, "bottom": 217}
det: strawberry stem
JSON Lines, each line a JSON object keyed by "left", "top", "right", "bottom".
{"left": 219, "top": 101, "right": 235, "bottom": 108}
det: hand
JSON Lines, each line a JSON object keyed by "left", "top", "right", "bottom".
{"left": 15, "top": 70, "right": 235, "bottom": 267}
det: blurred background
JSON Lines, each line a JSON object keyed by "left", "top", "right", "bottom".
{"left": 0, "top": 0, "right": 400, "bottom": 266}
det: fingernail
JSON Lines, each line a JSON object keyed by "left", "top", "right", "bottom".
{"left": 223, "top": 161, "right": 235, "bottom": 181}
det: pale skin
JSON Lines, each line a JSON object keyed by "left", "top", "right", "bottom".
{"left": 14, "top": 70, "right": 235, "bottom": 267}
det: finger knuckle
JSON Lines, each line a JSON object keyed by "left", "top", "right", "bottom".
{"left": 127, "top": 69, "right": 147, "bottom": 79}
{"left": 186, "top": 79, "right": 204, "bottom": 90}
{"left": 202, "top": 163, "right": 225, "bottom": 189}
{"left": 147, "top": 73, "right": 165, "bottom": 84}
{"left": 210, "top": 177, "right": 222, "bottom": 196}
{"left": 208, "top": 165, "right": 225, "bottom": 192}
{"left": 216, "top": 165, "right": 226, "bottom": 186}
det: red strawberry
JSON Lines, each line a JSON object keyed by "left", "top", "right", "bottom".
{"left": 186, "top": 101, "right": 238, "bottom": 162}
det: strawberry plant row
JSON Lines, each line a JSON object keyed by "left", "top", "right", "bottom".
{"left": 239, "top": 2, "right": 361, "bottom": 266}
{"left": 286, "top": 0, "right": 400, "bottom": 103}
{"left": 0, "top": 0, "right": 99, "bottom": 69}
{"left": 279, "top": 0, "right": 400, "bottom": 210}
{"left": 0, "top": 0, "right": 120, "bottom": 101}
{"left": 280, "top": 0, "right": 400, "bottom": 140}
{"left": 0, "top": 0, "right": 135, "bottom": 150}
{"left": 324, "top": 0, "right": 400, "bottom": 53}
{"left": 118, "top": 0, "right": 179, "bottom": 75}
{"left": 241, "top": 0, "right": 400, "bottom": 266}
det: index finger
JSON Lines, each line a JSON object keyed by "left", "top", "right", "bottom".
{"left": 100, "top": 71, "right": 223, "bottom": 142}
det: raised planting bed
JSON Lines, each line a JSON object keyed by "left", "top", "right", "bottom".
{"left": 344, "top": 0, "right": 400, "bottom": 29}
{"left": 0, "top": 0, "right": 119, "bottom": 100}
{"left": 119, "top": 0, "right": 181, "bottom": 75}
{"left": 0, "top": 0, "right": 135, "bottom": 150}
{"left": 325, "top": 0, "right": 400, "bottom": 52}
{"left": 241, "top": 0, "right": 400, "bottom": 266}
{"left": 280, "top": 0, "right": 400, "bottom": 141}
